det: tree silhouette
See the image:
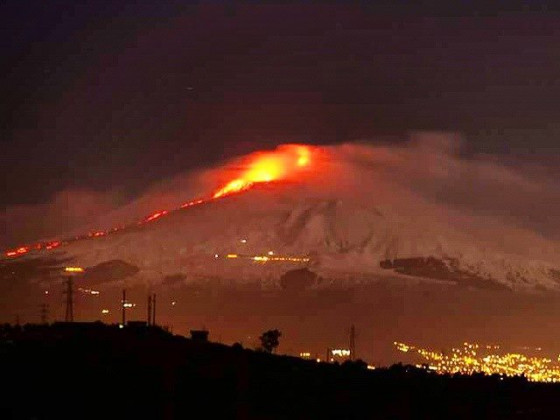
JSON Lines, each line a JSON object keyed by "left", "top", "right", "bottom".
{"left": 259, "top": 329, "right": 282, "bottom": 353}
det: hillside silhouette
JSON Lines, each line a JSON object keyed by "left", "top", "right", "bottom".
{"left": 2, "top": 322, "right": 559, "bottom": 419}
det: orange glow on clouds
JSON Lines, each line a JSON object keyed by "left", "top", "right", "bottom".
{"left": 213, "top": 145, "right": 312, "bottom": 199}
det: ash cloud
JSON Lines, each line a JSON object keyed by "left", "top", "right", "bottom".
{"left": 313, "top": 134, "right": 560, "bottom": 261}
{"left": 0, "top": 189, "right": 123, "bottom": 249}
{"left": 0, "top": 167, "right": 216, "bottom": 249}
{"left": 336, "top": 134, "right": 560, "bottom": 241}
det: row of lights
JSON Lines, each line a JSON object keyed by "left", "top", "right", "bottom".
{"left": 299, "top": 350, "right": 375, "bottom": 370}
{"left": 221, "top": 251, "right": 310, "bottom": 263}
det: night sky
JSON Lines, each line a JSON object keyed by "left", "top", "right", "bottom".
{"left": 2, "top": 1, "right": 560, "bottom": 246}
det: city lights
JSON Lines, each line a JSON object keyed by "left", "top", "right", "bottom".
{"left": 331, "top": 349, "right": 351, "bottom": 357}
{"left": 395, "top": 341, "right": 560, "bottom": 383}
{"left": 224, "top": 253, "right": 310, "bottom": 263}
{"left": 78, "top": 288, "right": 99, "bottom": 295}
{"left": 64, "top": 267, "right": 84, "bottom": 273}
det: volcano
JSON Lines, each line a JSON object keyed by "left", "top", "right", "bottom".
{"left": 3, "top": 142, "right": 560, "bottom": 292}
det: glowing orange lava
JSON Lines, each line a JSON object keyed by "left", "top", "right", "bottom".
{"left": 141, "top": 210, "right": 169, "bottom": 224}
{"left": 213, "top": 145, "right": 312, "bottom": 199}
{"left": 3, "top": 144, "right": 317, "bottom": 259}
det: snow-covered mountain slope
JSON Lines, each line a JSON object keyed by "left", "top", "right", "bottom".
{"left": 17, "top": 182, "right": 560, "bottom": 292}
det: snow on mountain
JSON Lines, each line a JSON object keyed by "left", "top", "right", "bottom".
{"left": 27, "top": 182, "right": 560, "bottom": 292}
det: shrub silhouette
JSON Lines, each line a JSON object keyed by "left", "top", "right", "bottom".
{"left": 259, "top": 329, "right": 282, "bottom": 353}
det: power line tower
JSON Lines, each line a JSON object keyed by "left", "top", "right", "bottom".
{"left": 63, "top": 276, "right": 74, "bottom": 322}
{"left": 349, "top": 324, "right": 356, "bottom": 361}
{"left": 147, "top": 294, "right": 152, "bottom": 326}
{"left": 39, "top": 303, "right": 49, "bottom": 324}
{"left": 121, "top": 289, "right": 127, "bottom": 326}
{"left": 151, "top": 293, "right": 156, "bottom": 326}
{"left": 61, "top": 267, "right": 84, "bottom": 323}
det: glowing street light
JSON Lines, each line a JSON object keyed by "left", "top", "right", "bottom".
{"left": 331, "top": 349, "right": 351, "bottom": 357}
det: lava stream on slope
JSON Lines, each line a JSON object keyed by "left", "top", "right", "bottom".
{"left": 3, "top": 144, "right": 317, "bottom": 259}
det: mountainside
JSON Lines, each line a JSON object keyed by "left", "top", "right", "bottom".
{"left": 9, "top": 183, "right": 560, "bottom": 292}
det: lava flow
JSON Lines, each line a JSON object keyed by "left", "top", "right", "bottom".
{"left": 3, "top": 144, "right": 316, "bottom": 259}
{"left": 212, "top": 145, "right": 311, "bottom": 198}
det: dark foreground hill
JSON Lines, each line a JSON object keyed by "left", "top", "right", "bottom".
{"left": 1, "top": 323, "right": 559, "bottom": 419}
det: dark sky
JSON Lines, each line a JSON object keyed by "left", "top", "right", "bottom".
{"left": 2, "top": 0, "right": 560, "bottom": 212}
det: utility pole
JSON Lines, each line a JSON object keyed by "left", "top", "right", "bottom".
{"left": 40, "top": 303, "right": 49, "bottom": 324}
{"left": 61, "top": 267, "right": 83, "bottom": 323}
{"left": 64, "top": 277, "right": 74, "bottom": 322}
{"left": 122, "top": 289, "right": 126, "bottom": 326}
{"left": 326, "top": 348, "right": 331, "bottom": 363}
{"left": 147, "top": 294, "right": 152, "bottom": 326}
{"left": 349, "top": 324, "right": 356, "bottom": 361}
{"left": 151, "top": 293, "right": 156, "bottom": 326}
